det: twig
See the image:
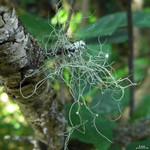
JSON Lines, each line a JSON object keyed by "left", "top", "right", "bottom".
{"left": 64, "top": 0, "right": 75, "bottom": 34}
{"left": 127, "top": 0, "right": 134, "bottom": 117}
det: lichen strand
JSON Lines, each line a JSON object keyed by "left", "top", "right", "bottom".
{"left": 0, "top": 2, "right": 65, "bottom": 150}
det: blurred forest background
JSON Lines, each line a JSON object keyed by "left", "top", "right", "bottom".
{"left": 0, "top": 0, "right": 150, "bottom": 150}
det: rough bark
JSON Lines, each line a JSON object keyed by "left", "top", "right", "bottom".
{"left": 113, "top": 118, "right": 150, "bottom": 146}
{"left": 0, "top": 1, "right": 65, "bottom": 150}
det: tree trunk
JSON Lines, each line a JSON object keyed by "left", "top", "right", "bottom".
{"left": 0, "top": 1, "right": 65, "bottom": 150}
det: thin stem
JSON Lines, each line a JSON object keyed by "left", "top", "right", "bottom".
{"left": 64, "top": 0, "right": 75, "bottom": 34}
{"left": 127, "top": 0, "right": 134, "bottom": 117}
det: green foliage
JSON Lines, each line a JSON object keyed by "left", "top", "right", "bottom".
{"left": 20, "top": 13, "right": 53, "bottom": 42}
{"left": 77, "top": 12, "right": 126, "bottom": 38}
{"left": 1, "top": 1, "right": 150, "bottom": 150}
{"left": 0, "top": 88, "right": 33, "bottom": 149}
{"left": 134, "top": 57, "right": 149, "bottom": 82}
{"left": 77, "top": 11, "right": 150, "bottom": 43}
{"left": 132, "top": 94, "right": 150, "bottom": 120}
{"left": 65, "top": 103, "right": 116, "bottom": 150}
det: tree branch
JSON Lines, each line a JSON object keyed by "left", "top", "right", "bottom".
{"left": 0, "top": 1, "right": 65, "bottom": 150}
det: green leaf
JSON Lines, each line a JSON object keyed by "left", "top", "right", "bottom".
{"left": 72, "top": 118, "right": 115, "bottom": 150}
{"left": 106, "top": 28, "right": 128, "bottom": 43}
{"left": 89, "top": 88, "right": 129, "bottom": 115}
{"left": 132, "top": 94, "right": 150, "bottom": 120}
{"left": 65, "top": 104, "right": 116, "bottom": 150}
{"left": 76, "top": 12, "right": 126, "bottom": 39}
{"left": 77, "top": 11, "right": 150, "bottom": 43}
{"left": 86, "top": 43, "right": 112, "bottom": 59}
{"left": 134, "top": 57, "right": 149, "bottom": 82}
{"left": 133, "top": 11, "right": 150, "bottom": 28}
{"left": 20, "top": 13, "right": 53, "bottom": 41}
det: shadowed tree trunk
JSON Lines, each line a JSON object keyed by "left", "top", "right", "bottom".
{"left": 0, "top": 1, "right": 65, "bottom": 150}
